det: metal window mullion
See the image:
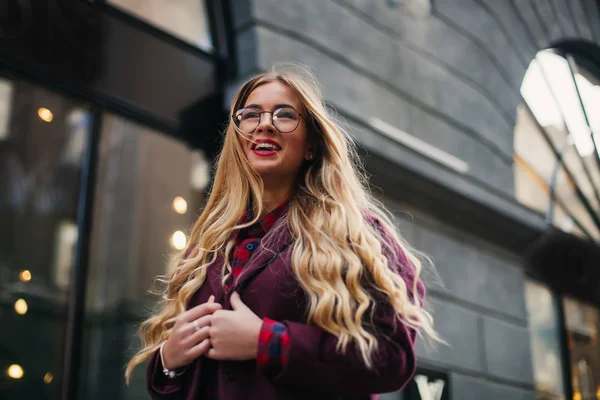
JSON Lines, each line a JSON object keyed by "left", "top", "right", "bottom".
{"left": 565, "top": 52, "right": 600, "bottom": 189}
{"left": 523, "top": 100, "right": 600, "bottom": 235}
{"left": 60, "top": 106, "right": 102, "bottom": 400}
{"left": 516, "top": 153, "right": 594, "bottom": 238}
{"left": 205, "top": 0, "right": 237, "bottom": 81}
{"left": 536, "top": 53, "right": 600, "bottom": 215}
{"left": 556, "top": 295, "right": 574, "bottom": 400}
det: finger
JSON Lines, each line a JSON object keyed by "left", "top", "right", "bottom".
{"left": 206, "top": 347, "right": 226, "bottom": 360}
{"left": 208, "top": 295, "right": 214, "bottom": 303}
{"left": 183, "top": 314, "right": 213, "bottom": 336}
{"left": 229, "top": 292, "right": 246, "bottom": 311}
{"left": 182, "top": 302, "right": 222, "bottom": 322}
{"left": 187, "top": 338, "right": 212, "bottom": 359}
{"left": 183, "top": 325, "right": 210, "bottom": 347}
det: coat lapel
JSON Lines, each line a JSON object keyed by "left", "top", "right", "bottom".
{"left": 205, "top": 252, "right": 225, "bottom": 300}
{"left": 233, "top": 221, "right": 294, "bottom": 291}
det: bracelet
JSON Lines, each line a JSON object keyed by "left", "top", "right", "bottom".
{"left": 159, "top": 341, "right": 187, "bottom": 379}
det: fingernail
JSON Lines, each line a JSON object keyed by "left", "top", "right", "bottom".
{"left": 208, "top": 295, "right": 214, "bottom": 303}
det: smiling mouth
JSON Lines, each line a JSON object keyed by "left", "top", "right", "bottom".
{"left": 251, "top": 143, "right": 282, "bottom": 151}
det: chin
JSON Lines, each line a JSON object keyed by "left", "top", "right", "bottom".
{"left": 254, "top": 168, "right": 280, "bottom": 180}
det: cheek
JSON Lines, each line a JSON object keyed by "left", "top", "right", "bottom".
{"left": 286, "top": 130, "right": 309, "bottom": 159}
{"left": 238, "top": 136, "right": 253, "bottom": 154}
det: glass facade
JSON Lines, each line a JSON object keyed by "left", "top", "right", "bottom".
{"left": 0, "top": 75, "right": 211, "bottom": 399}
{"left": 525, "top": 280, "right": 567, "bottom": 400}
{"left": 0, "top": 76, "right": 92, "bottom": 398}
{"left": 514, "top": 50, "right": 600, "bottom": 240}
{"left": 108, "top": 0, "right": 213, "bottom": 51}
{"left": 0, "top": 0, "right": 221, "bottom": 396}
{"left": 78, "top": 114, "right": 210, "bottom": 399}
{"left": 564, "top": 297, "right": 600, "bottom": 400}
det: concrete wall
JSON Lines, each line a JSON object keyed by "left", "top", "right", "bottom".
{"left": 232, "top": 0, "right": 600, "bottom": 397}
{"left": 389, "top": 200, "right": 534, "bottom": 399}
{"left": 231, "top": 0, "right": 600, "bottom": 198}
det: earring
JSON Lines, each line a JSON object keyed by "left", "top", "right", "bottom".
{"left": 307, "top": 152, "right": 314, "bottom": 160}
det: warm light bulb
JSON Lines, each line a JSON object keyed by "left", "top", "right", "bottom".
{"left": 172, "top": 196, "right": 188, "bottom": 214}
{"left": 7, "top": 364, "right": 23, "bottom": 379}
{"left": 171, "top": 231, "right": 187, "bottom": 250}
{"left": 14, "top": 299, "right": 28, "bottom": 315}
{"left": 19, "top": 270, "right": 31, "bottom": 282}
{"left": 38, "top": 107, "right": 53, "bottom": 122}
{"left": 44, "top": 372, "right": 54, "bottom": 384}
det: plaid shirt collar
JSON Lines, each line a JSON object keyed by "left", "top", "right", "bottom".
{"left": 233, "top": 201, "right": 289, "bottom": 242}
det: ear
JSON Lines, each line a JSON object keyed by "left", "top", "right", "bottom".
{"left": 305, "top": 145, "right": 315, "bottom": 161}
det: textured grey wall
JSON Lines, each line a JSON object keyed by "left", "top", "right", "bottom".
{"left": 386, "top": 199, "right": 534, "bottom": 398}
{"left": 232, "top": 0, "right": 600, "bottom": 397}
{"left": 231, "top": 0, "right": 600, "bottom": 198}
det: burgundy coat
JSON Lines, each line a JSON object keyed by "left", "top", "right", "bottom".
{"left": 146, "top": 217, "right": 421, "bottom": 399}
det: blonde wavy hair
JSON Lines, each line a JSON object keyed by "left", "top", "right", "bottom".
{"left": 125, "top": 66, "right": 439, "bottom": 382}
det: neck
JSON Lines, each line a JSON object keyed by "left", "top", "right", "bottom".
{"left": 260, "top": 178, "right": 294, "bottom": 217}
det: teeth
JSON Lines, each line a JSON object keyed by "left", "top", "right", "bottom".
{"left": 255, "top": 143, "right": 278, "bottom": 150}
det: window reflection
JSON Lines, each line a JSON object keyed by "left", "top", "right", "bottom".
{"left": 79, "top": 114, "right": 209, "bottom": 399}
{"left": 108, "top": 0, "right": 213, "bottom": 51}
{"left": 514, "top": 50, "right": 600, "bottom": 240}
{"left": 0, "top": 76, "right": 91, "bottom": 399}
{"left": 564, "top": 297, "right": 600, "bottom": 400}
{"left": 525, "top": 280, "right": 566, "bottom": 400}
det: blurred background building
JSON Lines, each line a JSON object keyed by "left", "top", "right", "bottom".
{"left": 1, "top": 1, "right": 600, "bottom": 399}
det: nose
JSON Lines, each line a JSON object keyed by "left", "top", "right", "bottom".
{"left": 255, "top": 112, "right": 276, "bottom": 134}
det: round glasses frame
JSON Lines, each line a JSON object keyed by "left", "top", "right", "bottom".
{"left": 232, "top": 106, "right": 305, "bottom": 134}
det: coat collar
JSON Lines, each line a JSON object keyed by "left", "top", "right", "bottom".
{"left": 206, "top": 214, "right": 294, "bottom": 299}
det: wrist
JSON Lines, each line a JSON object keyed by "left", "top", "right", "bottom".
{"left": 160, "top": 341, "right": 185, "bottom": 372}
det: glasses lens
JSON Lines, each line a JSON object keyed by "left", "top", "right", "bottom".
{"left": 236, "top": 108, "right": 260, "bottom": 133}
{"left": 273, "top": 108, "right": 300, "bottom": 133}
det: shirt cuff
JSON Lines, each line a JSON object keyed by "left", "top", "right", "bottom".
{"left": 257, "top": 318, "right": 290, "bottom": 378}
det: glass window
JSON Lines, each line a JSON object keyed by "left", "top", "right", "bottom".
{"left": 78, "top": 113, "right": 210, "bottom": 399}
{"left": 563, "top": 297, "right": 600, "bottom": 400}
{"left": 525, "top": 280, "right": 567, "bottom": 400}
{"left": 108, "top": 0, "right": 213, "bottom": 52}
{"left": 0, "top": 76, "right": 91, "bottom": 399}
{"left": 514, "top": 50, "right": 600, "bottom": 240}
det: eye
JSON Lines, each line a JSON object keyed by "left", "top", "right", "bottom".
{"left": 274, "top": 108, "right": 299, "bottom": 120}
{"left": 240, "top": 109, "right": 260, "bottom": 120}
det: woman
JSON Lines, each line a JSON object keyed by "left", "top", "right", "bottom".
{"left": 125, "top": 67, "right": 438, "bottom": 399}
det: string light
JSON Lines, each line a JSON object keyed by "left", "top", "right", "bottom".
{"left": 44, "top": 372, "right": 54, "bottom": 384}
{"left": 38, "top": 107, "right": 53, "bottom": 123}
{"left": 19, "top": 270, "right": 31, "bottom": 282}
{"left": 170, "top": 231, "right": 187, "bottom": 250}
{"left": 7, "top": 365, "right": 23, "bottom": 379}
{"left": 14, "top": 299, "right": 28, "bottom": 315}
{"left": 172, "top": 197, "right": 188, "bottom": 214}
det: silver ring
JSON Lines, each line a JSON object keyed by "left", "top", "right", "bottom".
{"left": 193, "top": 320, "right": 201, "bottom": 332}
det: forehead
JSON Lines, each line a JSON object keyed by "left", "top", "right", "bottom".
{"left": 244, "top": 81, "right": 302, "bottom": 109}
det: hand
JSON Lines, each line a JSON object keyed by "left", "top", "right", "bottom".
{"left": 162, "top": 295, "right": 222, "bottom": 370}
{"left": 207, "top": 292, "right": 263, "bottom": 361}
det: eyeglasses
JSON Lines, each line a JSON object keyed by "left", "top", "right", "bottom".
{"left": 233, "top": 107, "right": 304, "bottom": 134}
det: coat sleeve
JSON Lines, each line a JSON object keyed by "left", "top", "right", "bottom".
{"left": 146, "top": 348, "right": 185, "bottom": 399}
{"left": 270, "top": 219, "right": 423, "bottom": 395}
{"left": 271, "top": 302, "right": 417, "bottom": 395}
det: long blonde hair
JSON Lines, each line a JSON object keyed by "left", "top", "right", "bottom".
{"left": 125, "top": 66, "right": 438, "bottom": 382}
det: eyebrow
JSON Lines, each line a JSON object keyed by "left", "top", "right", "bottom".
{"left": 244, "top": 103, "right": 297, "bottom": 110}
